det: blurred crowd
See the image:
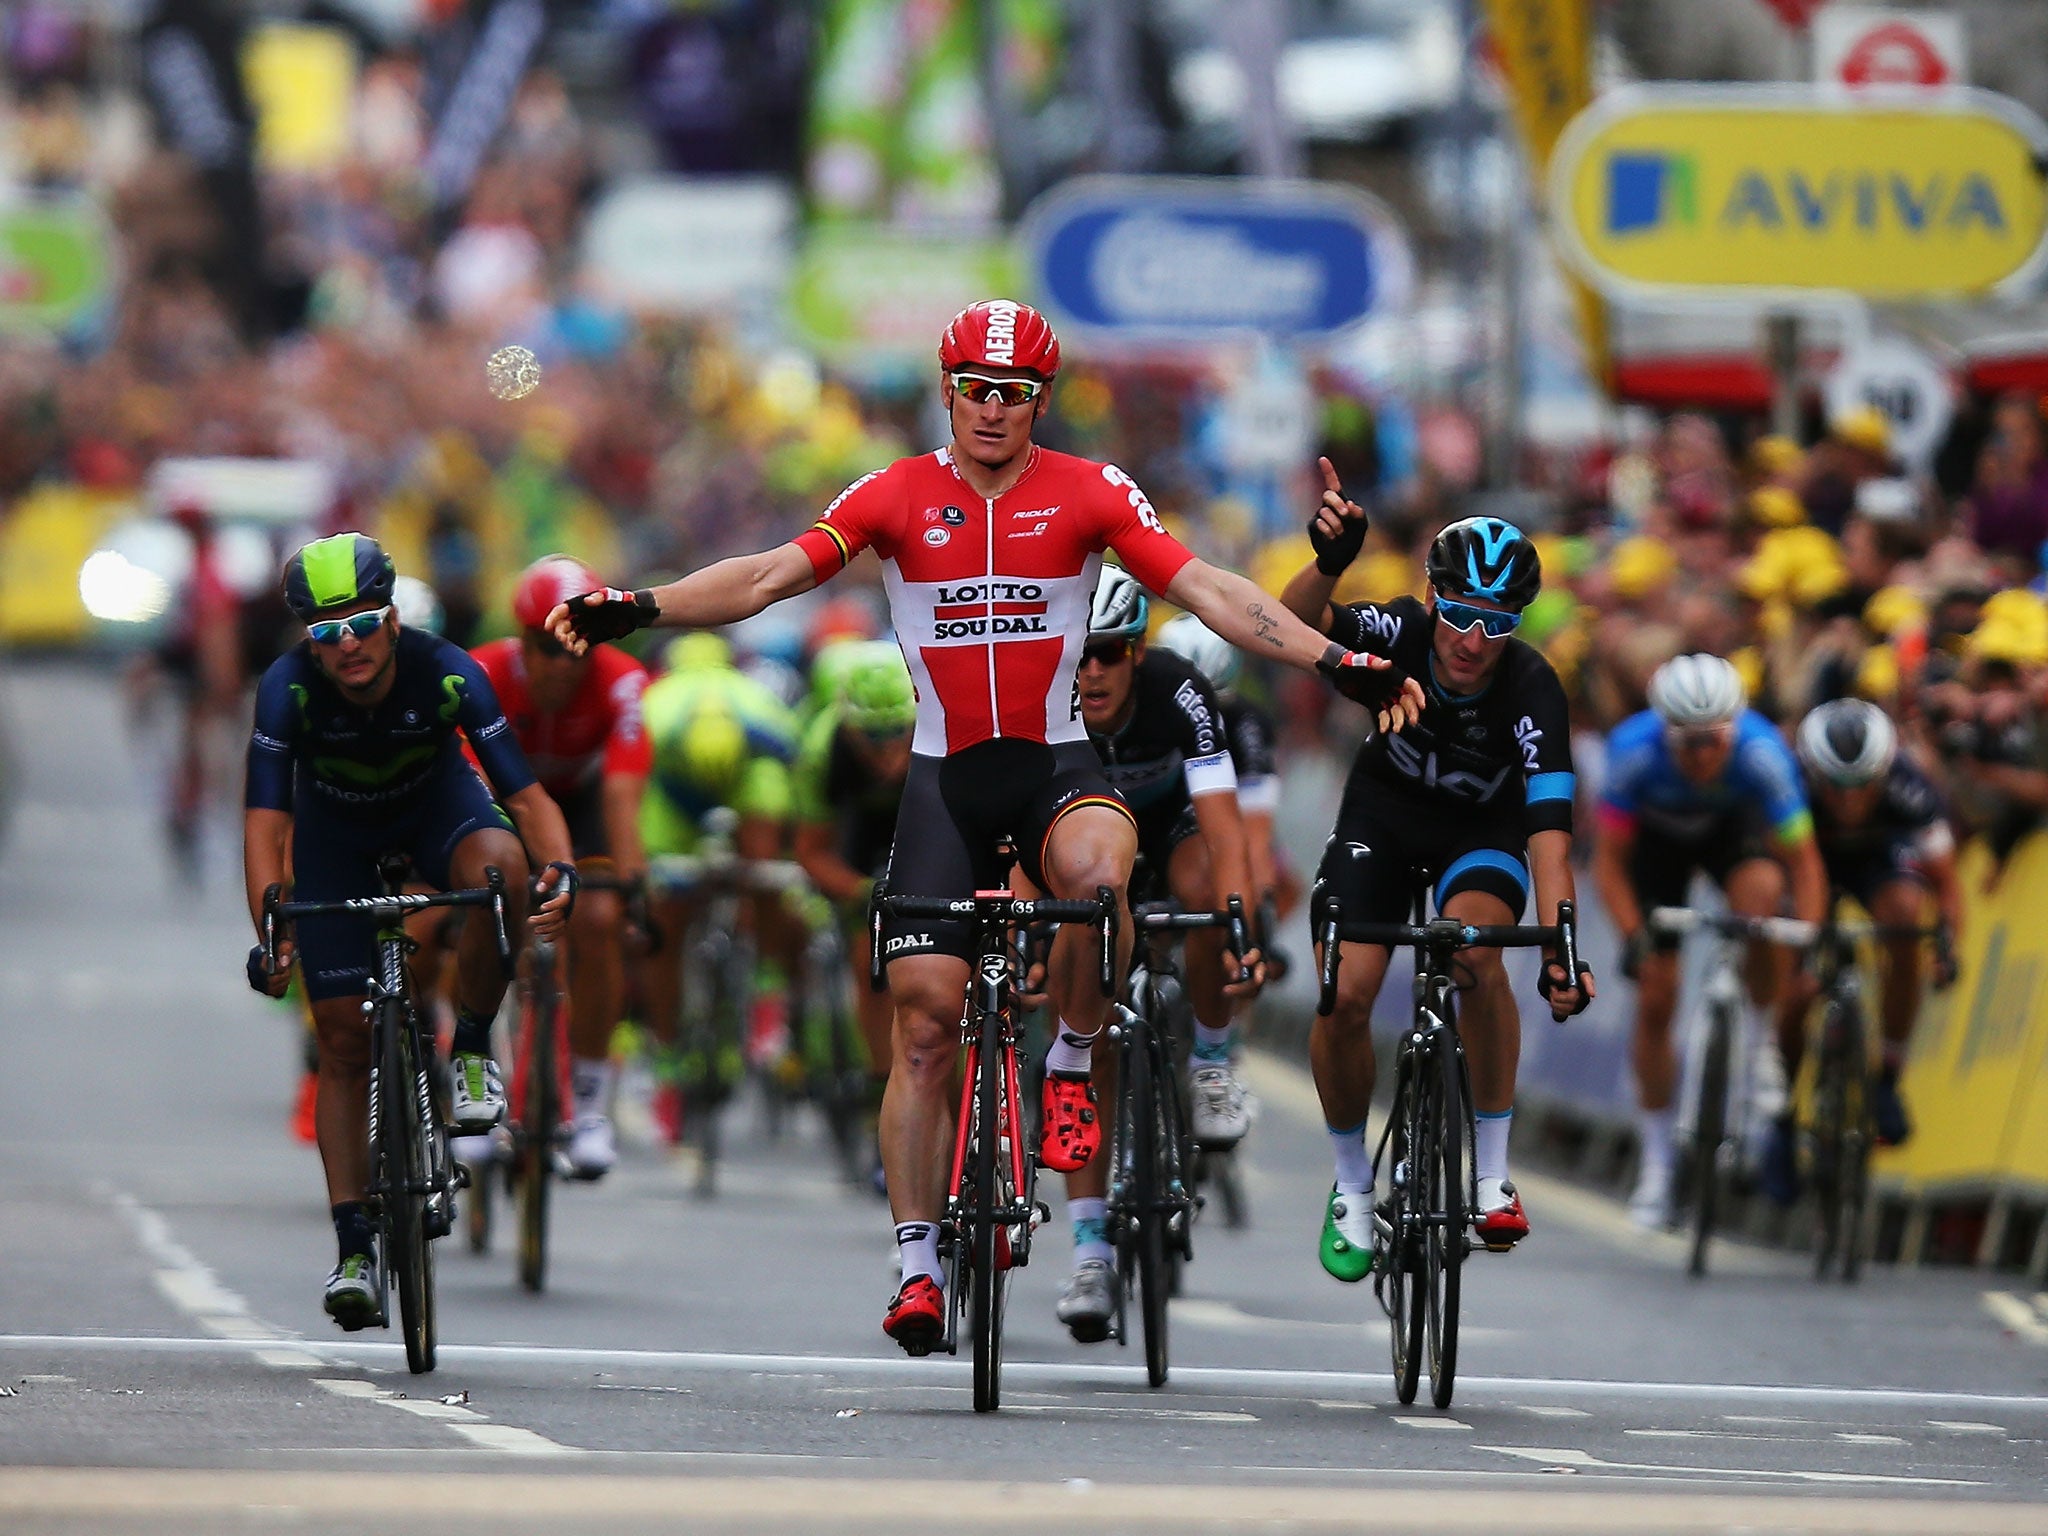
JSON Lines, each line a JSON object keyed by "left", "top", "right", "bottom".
{"left": 8, "top": 8, "right": 2048, "bottom": 875}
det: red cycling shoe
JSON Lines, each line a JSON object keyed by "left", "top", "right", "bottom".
{"left": 883, "top": 1274, "right": 945, "bottom": 1356}
{"left": 1472, "top": 1179, "right": 1530, "bottom": 1252}
{"left": 1039, "top": 1072, "right": 1100, "bottom": 1172}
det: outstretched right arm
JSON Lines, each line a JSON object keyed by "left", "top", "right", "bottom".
{"left": 548, "top": 543, "right": 818, "bottom": 654}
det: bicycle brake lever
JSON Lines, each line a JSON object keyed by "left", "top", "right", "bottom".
{"left": 487, "top": 867, "right": 514, "bottom": 978}
{"left": 1096, "top": 884, "right": 1117, "bottom": 998}
{"left": 261, "top": 882, "right": 282, "bottom": 971}
{"left": 1225, "top": 894, "right": 1253, "bottom": 986}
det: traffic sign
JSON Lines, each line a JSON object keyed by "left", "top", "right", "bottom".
{"left": 1020, "top": 175, "right": 1412, "bottom": 345}
{"left": 1549, "top": 86, "right": 2048, "bottom": 300}
{"left": 1814, "top": 8, "right": 1965, "bottom": 93}
{"left": 1825, "top": 335, "right": 1955, "bottom": 471}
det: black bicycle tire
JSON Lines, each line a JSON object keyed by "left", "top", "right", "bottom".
{"left": 1811, "top": 1001, "right": 1846, "bottom": 1280}
{"left": 686, "top": 929, "right": 732, "bottom": 1198}
{"left": 1689, "top": 1007, "right": 1732, "bottom": 1280}
{"left": 518, "top": 971, "right": 557, "bottom": 1295}
{"left": 383, "top": 998, "right": 436, "bottom": 1374}
{"left": 969, "top": 1030, "right": 1006, "bottom": 1412}
{"left": 1839, "top": 1004, "right": 1871, "bottom": 1285}
{"left": 1426, "top": 1036, "right": 1468, "bottom": 1410}
{"left": 1389, "top": 1047, "right": 1423, "bottom": 1406}
{"left": 465, "top": 1137, "right": 493, "bottom": 1256}
{"left": 1133, "top": 1013, "right": 1170, "bottom": 1388}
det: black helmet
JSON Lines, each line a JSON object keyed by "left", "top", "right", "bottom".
{"left": 1427, "top": 516, "right": 1542, "bottom": 611}
{"left": 282, "top": 533, "right": 396, "bottom": 621}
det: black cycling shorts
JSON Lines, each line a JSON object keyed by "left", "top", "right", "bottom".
{"left": 1821, "top": 835, "right": 1929, "bottom": 915}
{"left": 880, "top": 738, "right": 1133, "bottom": 965}
{"left": 1313, "top": 792, "right": 1531, "bottom": 936}
{"left": 1632, "top": 803, "right": 1776, "bottom": 950}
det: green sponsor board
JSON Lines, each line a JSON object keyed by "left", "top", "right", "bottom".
{"left": 0, "top": 199, "right": 112, "bottom": 332}
{"left": 787, "top": 224, "right": 1023, "bottom": 370}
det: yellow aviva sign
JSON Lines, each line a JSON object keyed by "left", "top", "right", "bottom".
{"left": 1550, "top": 86, "right": 2048, "bottom": 298}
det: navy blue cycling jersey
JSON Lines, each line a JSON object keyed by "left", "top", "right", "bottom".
{"left": 245, "top": 627, "right": 537, "bottom": 817}
{"left": 1323, "top": 595, "right": 1575, "bottom": 836}
{"left": 1808, "top": 756, "right": 1945, "bottom": 863}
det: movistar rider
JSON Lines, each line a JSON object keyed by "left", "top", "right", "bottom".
{"left": 1281, "top": 461, "right": 1592, "bottom": 1278}
{"left": 243, "top": 534, "right": 575, "bottom": 1327}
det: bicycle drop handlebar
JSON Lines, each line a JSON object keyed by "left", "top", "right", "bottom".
{"left": 1648, "top": 905, "right": 1947, "bottom": 952}
{"left": 870, "top": 885, "right": 1120, "bottom": 997}
{"left": 261, "top": 868, "right": 515, "bottom": 979}
{"left": 1316, "top": 898, "right": 1583, "bottom": 1019}
{"left": 1132, "top": 894, "right": 1256, "bottom": 988}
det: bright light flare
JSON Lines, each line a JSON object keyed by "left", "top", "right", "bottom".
{"left": 79, "top": 550, "right": 172, "bottom": 623}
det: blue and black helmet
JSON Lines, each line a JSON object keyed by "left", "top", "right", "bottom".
{"left": 1426, "top": 516, "right": 1542, "bottom": 611}
{"left": 282, "top": 532, "right": 397, "bottom": 621}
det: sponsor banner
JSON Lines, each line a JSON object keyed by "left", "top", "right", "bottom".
{"left": 580, "top": 178, "right": 795, "bottom": 315}
{"left": 1550, "top": 86, "right": 2048, "bottom": 300}
{"left": 423, "top": 0, "right": 547, "bottom": 212}
{"left": 0, "top": 198, "right": 113, "bottom": 335}
{"left": 787, "top": 223, "right": 1022, "bottom": 373}
{"left": 1814, "top": 7, "right": 1965, "bottom": 93}
{"left": 1022, "top": 175, "right": 1412, "bottom": 345}
{"left": 242, "top": 22, "right": 357, "bottom": 171}
{"left": 1876, "top": 836, "right": 2048, "bottom": 1193}
{"left": 1480, "top": 0, "right": 1610, "bottom": 392}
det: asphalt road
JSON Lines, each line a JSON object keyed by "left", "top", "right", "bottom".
{"left": 4, "top": 660, "right": 2047, "bottom": 1535}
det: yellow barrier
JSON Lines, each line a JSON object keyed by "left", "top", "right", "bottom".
{"left": 1875, "top": 834, "right": 2048, "bottom": 1198}
{"left": 0, "top": 484, "right": 128, "bottom": 645}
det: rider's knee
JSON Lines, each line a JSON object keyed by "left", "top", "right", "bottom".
{"left": 314, "top": 1005, "right": 372, "bottom": 1073}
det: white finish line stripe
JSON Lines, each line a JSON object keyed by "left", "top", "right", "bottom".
{"left": 5, "top": 1332, "right": 2047, "bottom": 1414}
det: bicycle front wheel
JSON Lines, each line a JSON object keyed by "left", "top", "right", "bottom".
{"left": 1387, "top": 1050, "right": 1423, "bottom": 1406}
{"left": 517, "top": 979, "right": 559, "bottom": 1295}
{"left": 380, "top": 999, "right": 436, "bottom": 1374}
{"left": 969, "top": 1033, "right": 1009, "bottom": 1412}
{"left": 1131, "top": 1016, "right": 1171, "bottom": 1388}
{"left": 1688, "top": 1007, "right": 1733, "bottom": 1280}
{"left": 1423, "top": 1039, "right": 1468, "bottom": 1410}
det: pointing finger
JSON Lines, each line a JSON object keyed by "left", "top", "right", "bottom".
{"left": 1319, "top": 455, "right": 1343, "bottom": 498}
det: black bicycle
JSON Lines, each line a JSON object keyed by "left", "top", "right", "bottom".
{"left": 1109, "top": 897, "right": 1252, "bottom": 1387}
{"left": 1803, "top": 914, "right": 1946, "bottom": 1283}
{"left": 263, "top": 860, "right": 513, "bottom": 1374}
{"left": 872, "top": 883, "right": 1117, "bottom": 1412}
{"left": 1315, "top": 889, "right": 1579, "bottom": 1410}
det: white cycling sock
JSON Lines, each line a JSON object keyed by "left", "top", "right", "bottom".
{"left": 1474, "top": 1108, "right": 1512, "bottom": 1185}
{"left": 1329, "top": 1119, "right": 1373, "bottom": 1193}
{"left": 1637, "top": 1106, "right": 1677, "bottom": 1175}
{"left": 1067, "top": 1195, "right": 1113, "bottom": 1268}
{"left": 1044, "top": 1020, "right": 1100, "bottom": 1077}
{"left": 895, "top": 1222, "right": 942, "bottom": 1287}
{"left": 571, "top": 1058, "right": 615, "bottom": 1121}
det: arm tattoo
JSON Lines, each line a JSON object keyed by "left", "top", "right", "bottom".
{"left": 1245, "top": 601, "right": 1286, "bottom": 650}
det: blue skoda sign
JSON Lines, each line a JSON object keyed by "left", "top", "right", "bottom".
{"left": 1021, "top": 176, "right": 1411, "bottom": 344}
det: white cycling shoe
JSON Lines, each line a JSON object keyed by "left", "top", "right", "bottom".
{"left": 564, "top": 1114, "right": 617, "bottom": 1181}
{"left": 448, "top": 1053, "right": 506, "bottom": 1132}
{"left": 1628, "top": 1158, "right": 1675, "bottom": 1230}
{"left": 1188, "top": 1062, "right": 1251, "bottom": 1147}
{"left": 1056, "top": 1259, "right": 1116, "bottom": 1344}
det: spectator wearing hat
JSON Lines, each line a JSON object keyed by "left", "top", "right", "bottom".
{"left": 1962, "top": 390, "right": 2048, "bottom": 572}
{"left": 1802, "top": 406, "right": 1896, "bottom": 536}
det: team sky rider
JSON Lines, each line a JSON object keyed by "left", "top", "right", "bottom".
{"left": 1054, "top": 567, "right": 1266, "bottom": 1342}
{"left": 1281, "top": 462, "right": 1592, "bottom": 1278}
{"left": 1154, "top": 612, "right": 1293, "bottom": 974}
{"left": 242, "top": 533, "right": 575, "bottom": 1327}
{"left": 1592, "top": 653, "right": 1828, "bottom": 1228}
{"left": 791, "top": 642, "right": 918, "bottom": 1100}
{"left": 470, "top": 555, "right": 653, "bottom": 1179}
{"left": 544, "top": 299, "right": 1423, "bottom": 1355}
{"left": 1780, "top": 699, "right": 1960, "bottom": 1155}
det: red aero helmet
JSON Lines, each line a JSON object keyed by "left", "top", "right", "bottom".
{"left": 512, "top": 554, "right": 602, "bottom": 630}
{"left": 939, "top": 299, "right": 1061, "bottom": 379}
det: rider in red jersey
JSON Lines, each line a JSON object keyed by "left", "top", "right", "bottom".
{"left": 472, "top": 555, "right": 652, "bottom": 1178}
{"left": 549, "top": 300, "right": 1422, "bottom": 1353}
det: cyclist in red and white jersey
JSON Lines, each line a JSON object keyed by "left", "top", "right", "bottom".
{"left": 472, "top": 555, "right": 652, "bottom": 1178}
{"left": 549, "top": 300, "right": 1422, "bottom": 1353}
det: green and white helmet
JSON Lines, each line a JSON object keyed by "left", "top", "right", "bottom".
{"left": 841, "top": 643, "right": 915, "bottom": 737}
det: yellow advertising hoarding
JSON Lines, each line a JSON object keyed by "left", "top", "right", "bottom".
{"left": 1550, "top": 86, "right": 2048, "bottom": 299}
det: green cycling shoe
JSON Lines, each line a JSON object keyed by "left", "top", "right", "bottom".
{"left": 1319, "top": 1185, "right": 1375, "bottom": 1282}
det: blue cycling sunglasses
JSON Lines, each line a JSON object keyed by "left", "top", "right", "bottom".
{"left": 307, "top": 604, "right": 393, "bottom": 646}
{"left": 1435, "top": 597, "right": 1521, "bottom": 639}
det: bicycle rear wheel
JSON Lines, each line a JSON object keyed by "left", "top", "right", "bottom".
{"left": 1131, "top": 1016, "right": 1171, "bottom": 1388}
{"left": 381, "top": 999, "right": 436, "bottom": 1374}
{"left": 1424, "top": 1039, "right": 1468, "bottom": 1410}
{"left": 968, "top": 1032, "right": 1009, "bottom": 1412}
{"left": 1823, "top": 1003, "right": 1871, "bottom": 1284}
{"left": 517, "top": 977, "right": 559, "bottom": 1295}
{"left": 1688, "top": 1008, "right": 1732, "bottom": 1280}
{"left": 1386, "top": 1049, "right": 1423, "bottom": 1406}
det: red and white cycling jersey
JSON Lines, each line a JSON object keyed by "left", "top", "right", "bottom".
{"left": 470, "top": 639, "right": 653, "bottom": 796}
{"left": 795, "top": 447, "right": 1197, "bottom": 756}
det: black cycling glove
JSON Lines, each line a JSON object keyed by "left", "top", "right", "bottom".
{"left": 1317, "top": 644, "right": 1409, "bottom": 714}
{"left": 1309, "top": 500, "right": 1369, "bottom": 576}
{"left": 540, "top": 860, "right": 580, "bottom": 918}
{"left": 563, "top": 587, "right": 660, "bottom": 645}
{"left": 247, "top": 944, "right": 276, "bottom": 995}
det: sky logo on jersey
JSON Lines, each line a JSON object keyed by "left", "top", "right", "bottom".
{"left": 1607, "top": 151, "right": 1698, "bottom": 236}
{"left": 1516, "top": 714, "right": 1544, "bottom": 771}
{"left": 1353, "top": 605, "right": 1402, "bottom": 647}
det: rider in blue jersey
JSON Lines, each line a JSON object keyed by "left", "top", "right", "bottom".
{"left": 1590, "top": 654, "right": 1827, "bottom": 1228}
{"left": 242, "top": 533, "right": 576, "bottom": 1329}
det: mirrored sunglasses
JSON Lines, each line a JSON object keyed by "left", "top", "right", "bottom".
{"left": 1435, "top": 598, "right": 1521, "bottom": 639}
{"left": 307, "top": 605, "right": 393, "bottom": 646}
{"left": 1670, "top": 725, "right": 1734, "bottom": 752}
{"left": 949, "top": 371, "right": 1044, "bottom": 407}
{"left": 1082, "top": 637, "right": 1133, "bottom": 667}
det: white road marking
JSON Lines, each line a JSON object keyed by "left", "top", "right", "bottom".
{"left": 1518, "top": 1406, "right": 1590, "bottom": 1419}
{"left": 449, "top": 1423, "right": 582, "bottom": 1456}
{"left": 1928, "top": 1420, "right": 2007, "bottom": 1435}
{"left": 1175, "top": 1296, "right": 1508, "bottom": 1343}
{"left": 1836, "top": 1432, "right": 1908, "bottom": 1444}
{"left": 252, "top": 1348, "right": 324, "bottom": 1369}
{"left": 1480, "top": 1444, "right": 1981, "bottom": 1486}
{"left": 9, "top": 1332, "right": 2048, "bottom": 1415}
{"left": 312, "top": 1373, "right": 584, "bottom": 1454}
{"left": 1394, "top": 1416, "right": 1471, "bottom": 1431}
{"left": 1983, "top": 1291, "right": 2048, "bottom": 1346}
{"left": 1001, "top": 1405, "right": 1257, "bottom": 1423}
